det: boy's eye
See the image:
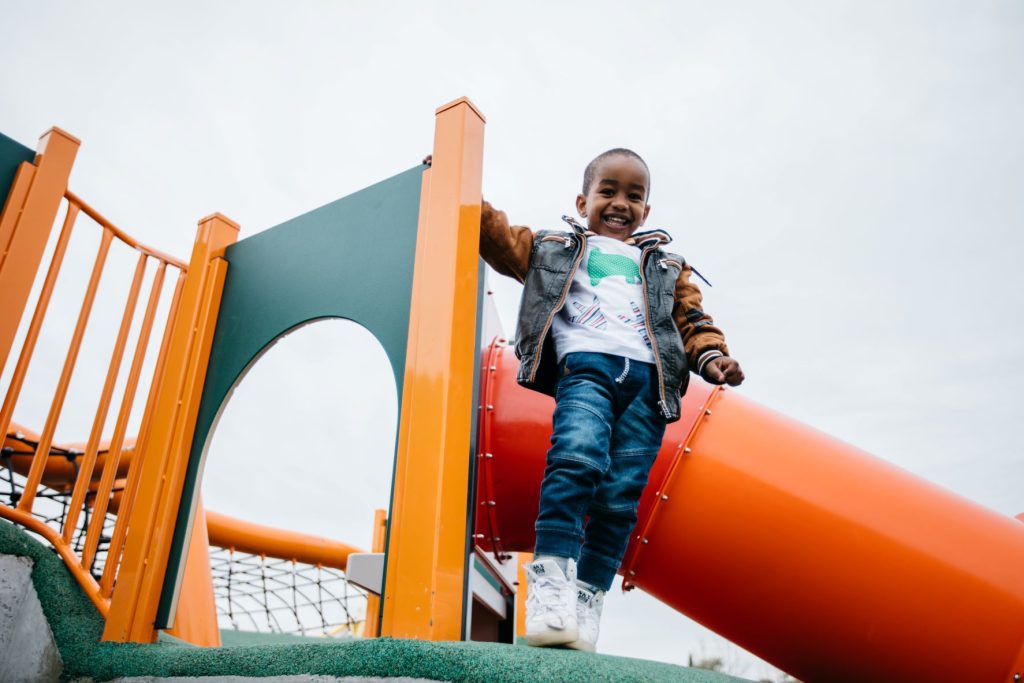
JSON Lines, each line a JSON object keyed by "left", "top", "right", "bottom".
{"left": 629, "top": 193, "right": 643, "bottom": 201}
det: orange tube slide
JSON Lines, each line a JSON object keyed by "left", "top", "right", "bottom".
{"left": 475, "top": 342, "right": 1024, "bottom": 682}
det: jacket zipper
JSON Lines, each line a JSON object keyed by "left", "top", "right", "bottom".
{"left": 639, "top": 247, "right": 673, "bottom": 419}
{"left": 527, "top": 234, "right": 586, "bottom": 383}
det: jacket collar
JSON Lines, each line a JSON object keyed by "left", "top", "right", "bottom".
{"left": 561, "top": 215, "right": 672, "bottom": 248}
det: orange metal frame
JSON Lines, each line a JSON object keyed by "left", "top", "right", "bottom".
{"left": 104, "top": 213, "right": 238, "bottom": 642}
{"left": 381, "top": 97, "right": 485, "bottom": 640}
{"left": 3, "top": 101, "right": 488, "bottom": 647}
{"left": 0, "top": 133, "right": 198, "bottom": 620}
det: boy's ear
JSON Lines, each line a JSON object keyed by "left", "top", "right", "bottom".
{"left": 639, "top": 203, "right": 651, "bottom": 225}
{"left": 576, "top": 193, "right": 588, "bottom": 217}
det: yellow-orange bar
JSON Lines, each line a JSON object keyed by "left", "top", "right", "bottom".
{"left": 0, "top": 128, "right": 80, "bottom": 376}
{"left": 104, "top": 214, "right": 237, "bottom": 643}
{"left": 381, "top": 97, "right": 485, "bottom": 640}
{"left": 363, "top": 508, "right": 388, "bottom": 637}
{"left": 18, "top": 228, "right": 113, "bottom": 512}
{"left": 65, "top": 253, "right": 147, "bottom": 546}
{"left": 205, "top": 510, "right": 364, "bottom": 570}
{"left": 166, "top": 497, "right": 220, "bottom": 647}
{"left": 515, "top": 551, "right": 530, "bottom": 641}
{"left": 101, "top": 271, "right": 186, "bottom": 597}
{"left": 0, "top": 203, "right": 79, "bottom": 442}
{"left": 83, "top": 262, "right": 168, "bottom": 570}
{"left": 0, "top": 505, "right": 109, "bottom": 616}
{"left": 65, "top": 191, "right": 188, "bottom": 270}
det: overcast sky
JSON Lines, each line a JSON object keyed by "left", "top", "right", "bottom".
{"left": 2, "top": 2, "right": 1022, "bottom": 680}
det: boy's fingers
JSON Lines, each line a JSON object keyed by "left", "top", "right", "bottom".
{"left": 705, "top": 362, "right": 726, "bottom": 384}
{"left": 723, "top": 361, "right": 744, "bottom": 386}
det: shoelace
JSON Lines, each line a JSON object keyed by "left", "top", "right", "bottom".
{"left": 530, "top": 574, "right": 563, "bottom": 612}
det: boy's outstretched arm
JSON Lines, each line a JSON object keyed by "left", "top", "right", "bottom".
{"left": 479, "top": 201, "right": 534, "bottom": 283}
{"left": 672, "top": 265, "right": 745, "bottom": 387}
{"left": 422, "top": 156, "right": 533, "bottom": 283}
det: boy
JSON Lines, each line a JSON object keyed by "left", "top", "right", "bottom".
{"left": 478, "top": 149, "right": 744, "bottom": 652}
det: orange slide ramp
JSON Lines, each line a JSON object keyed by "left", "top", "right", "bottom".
{"left": 475, "top": 341, "right": 1024, "bottom": 682}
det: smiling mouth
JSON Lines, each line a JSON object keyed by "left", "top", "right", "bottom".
{"left": 603, "top": 214, "right": 630, "bottom": 228}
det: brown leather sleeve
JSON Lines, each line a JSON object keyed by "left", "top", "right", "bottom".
{"left": 479, "top": 201, "right": 534, "bottom": 283}
{"left": 672, "top": 264, "right": 730, "bottom": 366}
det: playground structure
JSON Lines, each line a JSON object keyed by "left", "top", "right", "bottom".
{"left": 1, "top": 99, "right": 1023, "bottom": 682}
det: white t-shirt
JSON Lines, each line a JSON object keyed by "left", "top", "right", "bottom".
{"left": 551, "top": 235, "right": 655, "bottom": 364}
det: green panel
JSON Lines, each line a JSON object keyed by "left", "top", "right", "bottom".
{"left": 157, "top": 165, "right": 425, "bottom": 626}
{"left": 0, "top": 132, "right": 34, "bottom": 208}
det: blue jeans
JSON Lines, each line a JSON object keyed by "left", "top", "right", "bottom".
{"left": 533, "top": 352, "right": 667, "bottom": 591}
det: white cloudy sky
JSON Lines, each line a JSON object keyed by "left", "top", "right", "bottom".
{"left": 2, "top": 2, "right": 1022, "bottom": 680}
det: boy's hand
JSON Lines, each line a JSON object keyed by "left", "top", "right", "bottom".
{"left": 703, "top": 357, "right": 744, "bottom": 386}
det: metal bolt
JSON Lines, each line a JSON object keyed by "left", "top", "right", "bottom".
{"left": 489, "top": 365, "right": 497, "bottom": 371}
{"left": 473, "top": 534, "right": 485, "bottom": 539}
{"left": 484, "top": 453, "right": 493, "bottom": 459}
{"left": 1014, "top": 674, "right": 1021, "bottom": 682}
{"left": 486, "top": 404, "right": 494, "bottom": 411}
{"left": 683, "top": 447, "right": 692, "bottom": 454}
{"left": 628, "top": 570, "right": 635, "bottom": 576}
{"left": 661, "top": 494, "right": 669, "bottom": 501}
{"left": 494, "top": 537, "right": 501, "bottom": 542}
{"left": 641, "top": 538, "right": 649, "bottom": 545}
{"left": 488, "top": 501, "right": 496, "bottom": 507}
{"left": 704, "top": 408, "right": 712, "bottom": 416}
{"left": 487, "top": 290, "right": 493, "bottom": 295}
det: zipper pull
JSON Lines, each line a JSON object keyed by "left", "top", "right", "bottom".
{"left": 658, "top": 400, "right": 673, "bottom": 419}
{"left": 658, "top": 259, "right": 669, "bottom": 270}
{"left": 564, "top": 236, "right": 573, "bottom": 249}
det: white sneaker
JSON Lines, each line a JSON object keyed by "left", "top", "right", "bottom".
{"left": 523, "top": 558, "right": 579, "bottom": 646}
{"left": 566, "top": 583, "right": 605, "bottom": 653}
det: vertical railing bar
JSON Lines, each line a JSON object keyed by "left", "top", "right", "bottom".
{"left": 0, "top": 202, "right": 80, "bottom": 442}
{"left": 101, "top": 268, "right": 185, "bottom": 595}
{"left": 17, "top": 229, "right": 114, "bottom": 513}
{"left": 63, "top": 251, "right": 148, "bottom": 545}
{"left": 81, "top": 259, "right": 166, "bottom": 570}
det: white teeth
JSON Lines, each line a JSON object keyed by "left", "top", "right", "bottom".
{"left": 605, "top": 216, "right": 628, "bottom": 225}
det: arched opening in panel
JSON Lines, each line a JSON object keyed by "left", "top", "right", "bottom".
{"left": 200, "top": 318, "right": 398, "bottom": 637}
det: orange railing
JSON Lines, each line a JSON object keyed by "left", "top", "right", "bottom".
{"left": 0, "top": 186, "right": 187, "bottom": 616}
{"left": 0, "top": 127, "right": 386, "bottom": 645}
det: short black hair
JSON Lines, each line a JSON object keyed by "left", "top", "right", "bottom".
{"left": 582, "top": 148, "right": 650, "bottom": 196}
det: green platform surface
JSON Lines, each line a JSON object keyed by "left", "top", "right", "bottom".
{"left": 0, "top": 520, "right": 751, "bottom": 682}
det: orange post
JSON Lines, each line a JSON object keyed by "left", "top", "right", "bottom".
{"left": 381, "top": 97, "right": 485, "bottom": 640}
{"left": 0, "top": 128, "right": 80, "bottom": 376}
{"left": 363, "top": 508, "right": 388, "bottom": 637}
{"left": 104, "top": 213, "right": 238, "bottom": 643}
{"left": 165, "top": 497, "right": 220, "bottom": 646}
{"left": 514, "top": 551, "right": 530, "bottom": 642}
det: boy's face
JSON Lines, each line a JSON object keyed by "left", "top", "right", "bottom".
{"left": 576, "top": 155, "right": 651, "bottom": 241}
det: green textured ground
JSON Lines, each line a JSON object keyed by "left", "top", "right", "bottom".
{"left": 0, "top": 520, "right": 751, "bottom": 682}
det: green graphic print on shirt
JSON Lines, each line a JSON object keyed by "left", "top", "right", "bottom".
{"left": 588, "top": 247, "right": 642, "bottom": 286}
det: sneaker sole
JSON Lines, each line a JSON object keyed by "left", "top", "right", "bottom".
{"left": 564, "top": 638, "right": 595, "bottom": 653}
{"left": 525, "top": 626, "right": 579, "bottom": 647}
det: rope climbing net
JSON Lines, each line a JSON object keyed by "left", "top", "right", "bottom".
{"left": 0, "top": 440, "right": 120, "bottom": 578}
{"left": 210, "top": 547, "right": 369, "bottom": 638}
{"left": 1, "top": 438, "right": 369, "bottom": 638}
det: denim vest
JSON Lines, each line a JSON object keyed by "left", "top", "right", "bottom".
{"left": 513, "top": 218, "right": 689, "bottom": 422}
